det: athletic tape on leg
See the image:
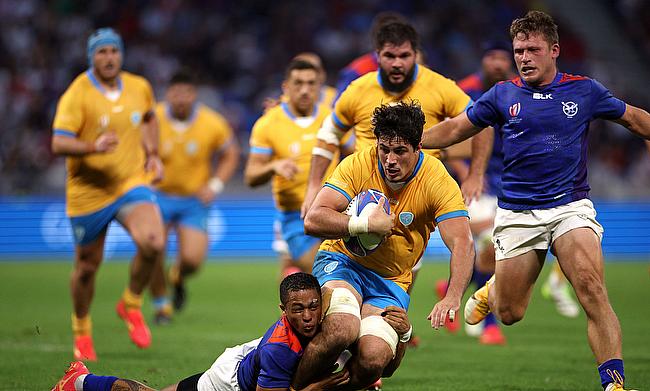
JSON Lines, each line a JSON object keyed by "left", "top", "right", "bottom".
{"left": 326, "top": 288, "right": 361, "bottom": 319}
{"left": 359, "top": 315, "right": 399, "bottom": 356}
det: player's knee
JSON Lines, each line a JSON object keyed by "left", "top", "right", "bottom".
{"left": 353, "top": 347, "right": 387, "bottom": 385}
{"left": 323, "top": 288, "right": 362, "bottom": 346}
{"left": 137, "top": 232, "right": 165, "bottom": 259}
{"left": 496, "top": 304, "right": 525, "bottom": 325}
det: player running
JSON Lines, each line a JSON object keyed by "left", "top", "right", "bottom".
{"left": 51, "top": 28, "right": 165, "bottom": 360}
{"left": 148, "top": 69, "right": 240, "bottom": 323}
{"left": 422, "top": 11, "right": 650, "bottom": 391}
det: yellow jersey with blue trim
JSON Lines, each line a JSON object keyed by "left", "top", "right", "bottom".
{"left": 333, "top": 65, "right": 471, "bottom": 157}
{"left": 249, "top": 102, "right": 338, "bottom": 211}
{"left": 156, "top": 103, "right": 234, "bottom": 196}
{"left": 321, "top": 145, "right": 468, "bottom": 291}
{"left": 52, "top": 70, "right": 155, "bottom": 217}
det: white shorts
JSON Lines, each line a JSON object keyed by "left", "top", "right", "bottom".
{"left": 492, "top": 199, "right": 603, "bottom": 261}
{"left": 467, "top": 194, "right": 497, "bottom": 223}
{"left": 197, "top": 338, "right": 262, "bottom": 391}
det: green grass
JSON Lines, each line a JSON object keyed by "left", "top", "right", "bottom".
{"left": 0, "top": 261, "right": 648, "bottom": 390}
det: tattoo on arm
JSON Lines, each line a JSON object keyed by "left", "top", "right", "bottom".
{"left": 112, "top": 379, "right": 157, "bottom": 391}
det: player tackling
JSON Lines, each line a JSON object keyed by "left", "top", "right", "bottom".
{"left": 421, "top": 11, "right": 650, "bottom": 391}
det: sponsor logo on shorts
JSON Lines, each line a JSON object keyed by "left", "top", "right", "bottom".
{"left": 73, "top": 225, "right": 85, "bottom": 242}
{"left": 399, "top": 212, "right": 414, "bottom": 226}
{"left": 323, "top": 261, "right": 338, "bottom": 274}
{"left": 495, "top": 238, "right": 504, "bottom": 252}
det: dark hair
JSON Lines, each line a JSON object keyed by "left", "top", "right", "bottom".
{"left": 279, "top": 272, "right": 321, "bottom": 305}
{"left": 372, "top": 101, "right": 425, "bottom": 149}
{"left": 509, "top": 10, "right": 559, "bottom": 46}
{"left": 370, "top": 12, "right": 408, "bottom": 42}
{"left": 374, "top": 22, "right": 419, "bottom": 52}
{"left": 285, "top": 59, "right": 318, "bottom": 79}
{"left": 169, "top": 68, "right": 197, "bottom": 85}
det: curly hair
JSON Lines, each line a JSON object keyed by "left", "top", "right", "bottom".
{"left": 371, "top": 101, "right": 425, "bottom": 150}
{"left": 279, "top": 272, "right": 321, "bottom": 305}
{"left": 509, "top": 10, "right": 559, "bottom": 46}
{"left": 373, "top": 21, "right": 419, "bottom": 52}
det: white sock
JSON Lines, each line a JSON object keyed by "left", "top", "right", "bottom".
{"left": 75, "top": 374, "right": 87, "bottom": 391}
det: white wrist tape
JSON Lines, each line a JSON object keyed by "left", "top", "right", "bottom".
{"left": 348, "top": 215, "right": 369, "bottom": 236}
{"left": 317, "top": 114, "right": 345, "bottom": 145}
{"left": 207, "top": 177, "right": 224, "bottom": 194}
{"left": 399, "top": 324, "right": 413, "bottom": 343}
{"left": 312, "top": 146, "right": 335, "bottom": 161}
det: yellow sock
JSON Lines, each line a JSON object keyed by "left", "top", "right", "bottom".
{"left": 72, "top": 314, "right": 92, "bottom": 337}
{"left": 122, "top": 288, "right": 143, "bottom": 310}
{"left": 168, "top": 264, "right": 180, "bottom": 285}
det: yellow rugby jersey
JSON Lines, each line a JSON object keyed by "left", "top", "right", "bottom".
{"left": 319, "top": 85, "right": 337, "bottom": 108}
{"left": 52, "top": 70, "right": 155, "bottom": 216}
{"left": 249, "top": 102, "right": 338, "bottom": 211}
{"left": 156, "top": 103, "right": 234, "bottom": 195}
{"left": 333, "top": 64, "right": 471, "bottom": 157}
{"left": 321, "top": 145, "right": 468, "bottom": 291}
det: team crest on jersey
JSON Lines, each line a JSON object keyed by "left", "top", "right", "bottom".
{"left": 130, "top": 111, "right": 142, "bottom": 125}
{"left": 509, "top": 102, "right": 521, "bottom": 117}
{"left": 562, "top": 101, "right": 578, "bottom": 118}
{"left": 323, "top": 261, "right": 339, "bottom": 274}
{"left": 289, "top": 141, "right": 301, "bottom": 155}
{"left": 399, "top": 212, "right": 414, "bottom": 226}
{"left": 185, "top": 141, "right": 198, "bottom": 155}
{"left": 99, "top": 114, "right": 110, "bottom": 130}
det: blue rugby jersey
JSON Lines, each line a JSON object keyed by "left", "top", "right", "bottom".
{"left": 458, "top": 72, "right": 504, "bottom": 196}
{"left": 467, "top": 72, "right": 626, "bottom": 210}
{"left": 237, "top": 316, "right": 305, "bottom": 391}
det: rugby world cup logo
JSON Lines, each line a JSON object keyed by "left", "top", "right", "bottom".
{"left": 509, "top": 102, "right": 521, "bottom": 117}
{"left": 562, "top": 101, "right": 578, "bottom": 118}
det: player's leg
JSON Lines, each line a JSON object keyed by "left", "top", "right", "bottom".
{"left": 552, "top": 227, "right": 626, "bottom": 390}
{"left": 150, "top": 224, "right": 172, "bottom": 324}
{"left": 541, "top": 259, "right": 580, "bottom": 317}
{"left": 272, "top": 218, "right": 300, "bottom": 278}
{"left": 292, "top": 252, "right": 363, "bottom": 389}
{"left": 51, "top": 361, "right": 156, "bottom": 391}
{"left": 170, "top": 225, "right": 208, "bottom": 309}
{"left": 280, "top": 210, "right": 322, "bottom": 274}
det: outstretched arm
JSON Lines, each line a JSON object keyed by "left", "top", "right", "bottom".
{"left": 614, "top": 104, "right": 650, "bottom": 139}
{"left": 421, "top": 112, "right": 484, "bottom": 150}
{"left": 463, "top": 127, "right": 494, "bottom": 203}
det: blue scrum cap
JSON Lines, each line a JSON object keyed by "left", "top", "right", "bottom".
{"left": 87, "top": 28, "right": 124, "bottom": 67}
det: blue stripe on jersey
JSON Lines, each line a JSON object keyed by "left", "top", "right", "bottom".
{"left": 331, "top": 112, "right": 350, "bottom": 130}
{"left": 250, "top": 146, "right": 272, "bottom": 155}
{"left": 463, "top": 99, "right": 474, "bottom": 112}
{"left": 435, "top": 210, "right": 469, "bottom": 223}
{"left": 324, "top": 183, "right": 352, "bottom": 202}
{"left": 281, "top": 102, "right": 318, "bottom": 120}
{"left": 86, "top": 69, "right": 123, "bottom": 94}
{"left": 54, "top": 129, "right": 76, "bottom": 137}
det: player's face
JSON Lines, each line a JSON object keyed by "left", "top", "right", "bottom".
{"left": 378, "top": 42, "right": 416, "bottom": 93}
{"left": 92, "top": 45, "right": 122, "bottom": 81}
{"left": 283, "top": 69, "right": 320, "bottom": 116}
{"left": 282, "top": 289, "right": 322, "bottom": 339}
{"left": 482, "top": 49, "right": 512, "bottom": 84}
{"left": 377, "top": 137, "right": 421, "bottom": 183}
{"left": 513, "top": 32, "right": 559, "bottom": 87}
{"left": 166, "top": 82, "right": 197, "bottom": 121}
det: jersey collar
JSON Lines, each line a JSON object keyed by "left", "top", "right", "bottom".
{"left": 519, "top": 71, "right": 562, "bottom": 91}
{"left": 86, "top": 69, "right": 123, "bottom": 95}
{"left": 281, "top": 102, "right": 318, "bottom": 120}
{"left": 165, "top": 102, "right": 198, "bottom": 125}
{"left": 377, "top": 150, "right": 424, "bottom": 188}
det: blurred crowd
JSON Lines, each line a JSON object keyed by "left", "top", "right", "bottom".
{"left": 1, "top": 0, "right": 648, "bottom": 197}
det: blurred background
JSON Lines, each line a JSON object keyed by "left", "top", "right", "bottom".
{"left": 1, "top": 0, "right": 649, "bottom": 259}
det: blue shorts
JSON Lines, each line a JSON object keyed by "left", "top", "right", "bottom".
{"left": 312, "top": 251, "right": 410, "bottom": 310}
{"left": 157, "top": 192, "right": 209, "bottom": 232}
{"left": 278, "top": 211, "right": 321, "bottom": 260}
{"left": 70, "top": 186, "right": 157, "bottom": 245}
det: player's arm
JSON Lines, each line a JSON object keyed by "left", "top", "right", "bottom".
{"left": 463, "top": 126, "right": 494, "bottom": 203}
{"left": 304, "top": 187, "right": 393, "bottom": 239}
{"left": 140, "top": 110, "right": 163, "bottom": 181}
{"left": 613, "top": 104, "right": 650, "bottom": 140}
{"left": 51, "top": 130, "right": 119, "bottom": 156}
{"left": 211, "top": 138, "right": 241, "bottom": 190}
{"left": 244, "top": 152, "right": 299, "bottom": 187}
{"left": 380, "top": 306, "right": 412, "bottom": 378}
{"left": 260, "top": 370, "right": 350, "bottom": 391}
{"left": 427, "top": 216, "right": 474, "bottom": 329}
{"left": 421, "top": 112, "right": 484, "bottom": 150}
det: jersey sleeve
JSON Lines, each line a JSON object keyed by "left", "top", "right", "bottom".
{"left": 249, "top": 118, "right": 273, "bottom": 156}
{"left": 466, "top": 86, "right": 501, "bottom": 128}
{"left": 323, "top": 154, "right": 358, "bottom": 203}
{"left": 590, "top": 79, "right": 626, "bottom": 120}
{"left": 142, "top": 79, "right": 156, "bottom": 114}
{"left": 52, "top": 85, "right": 83, "bottom": 137}
{"left": 211, "top": 114, "right": 235, "bottom": 152}
{"left": 429, "top": 169, "right": 468, "bottom": 225}
{"left": 257, "top": 344, "right": 299, "bottom": 389}
{"left": 443, "top": 79, "right": 473, "bottom": 118}
{"left": 332, "top": 85, "right": 356, "bottom": 131}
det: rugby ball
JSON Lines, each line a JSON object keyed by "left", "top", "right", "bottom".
{"left": 343, "top": 189, "right": 390, "bottom": 256}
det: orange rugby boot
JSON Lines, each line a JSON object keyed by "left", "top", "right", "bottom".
{"left": 116, "top": 300, "right": 151, "bottom": 349}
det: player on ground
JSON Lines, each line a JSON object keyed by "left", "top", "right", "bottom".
{"left": 245, "top": 60, "right": 336, "bottom": 276}
{"left": 148, "top": 70, "right": 240, "bottom": 323}
{"left": 51, "top": 272, "right": 365, "bottom": 391}
{"left": 421, "top": 11, "right": 650, "bottom": 391}
{"left": 291, "top": 102, "right": 475, "bottom": 390}
{"left": 51, "top": 28, "right": 165, "bottom": 360}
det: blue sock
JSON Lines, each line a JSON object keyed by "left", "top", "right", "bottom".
{"left": 83, "top": 374, "right": 119, "bottom": 391}
{"left": 153, "top": 296, "right": 169, "bottom": 311}
{"left": 598, "top": 359, "right": 625, "bottom": 389}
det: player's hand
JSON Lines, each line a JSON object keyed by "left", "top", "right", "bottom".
{"left": 272, "top": 158, "right": 299, "bottom": 180}
{"left": 300, "top": 184, "right": 319, "bottom": 219}
{"left": 427, "top": 295, "right": 461, "bottom": 330}
{"left": 145, "top": 155, "right": 164, "bottom": 183}
{"left": 381, "top": 306, "right": 411, "bottom": 337}
{"left": 196, "top": 186, "right": 217, "bottom": 205}
{"left": 461, "top": 172, "right": 485, "bottom": 205}
{"left": 94, "top": 131, "right": 119, "bottom": 153}
{"left": 367, "top": 198, "right": 394, "bottom": 237}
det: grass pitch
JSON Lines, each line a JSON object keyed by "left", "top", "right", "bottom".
{"left": 0, "top": 260, "right": 648, "bottom": 390}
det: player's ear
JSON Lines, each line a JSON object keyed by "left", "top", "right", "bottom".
{"left": 279, "top": 303, "right": 286, "bottom": 313}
